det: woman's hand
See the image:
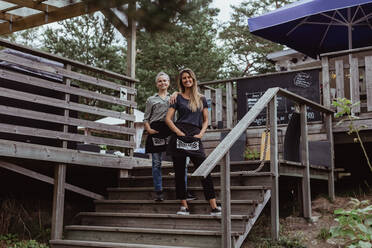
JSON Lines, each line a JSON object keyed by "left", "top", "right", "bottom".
{"left": 177, "top": 131, "right": 186, "bottom": 136}
{"left": 193, "top": 133, "right": 203, "bottom": 139}
{"left": 147, "top": 129, "right": 159, "bottom": 135}
{"left": 169, "top": 92, "right": 179, "bottom": 104}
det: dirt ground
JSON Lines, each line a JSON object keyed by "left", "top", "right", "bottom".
{"left": 243, "top": 193, "right": 372, "bottom": 248}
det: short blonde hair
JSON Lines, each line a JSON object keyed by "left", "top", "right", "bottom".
{"left": 155, "top": 71, "right": 170, "bottom": 83}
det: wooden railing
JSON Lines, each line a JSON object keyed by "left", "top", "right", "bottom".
{"left": 192, "top": 87, "right": 334, "bottom": 248}
{"left": 0, "top": 38, "right": 139, "bottom": 167}
{"left": 0, "top": 38, "right": 139, "bottom": 240}
{"left": 321, "top": 46, "right": 372, "bottom": 113}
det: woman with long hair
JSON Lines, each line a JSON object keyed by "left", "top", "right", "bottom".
{"left": 165, "top": 68, "right": 221, "bottom": 215}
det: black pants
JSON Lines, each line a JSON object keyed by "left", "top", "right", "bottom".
{"left": 172, "top": 155, "right": 216, "bottom": 200}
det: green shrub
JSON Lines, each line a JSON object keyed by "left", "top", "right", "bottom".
{"left": 329, "top": 198, "right": 372, "bottom": 248}
{"left": 317, "top": 227, "right": 331, "bottom": 241}
{"left": 0, "top": 234, "right": 49, "bottom": 248}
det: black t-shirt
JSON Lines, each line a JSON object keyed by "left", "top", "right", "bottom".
{"left": 169, "top": 94, "right": 208, "bottom": 128}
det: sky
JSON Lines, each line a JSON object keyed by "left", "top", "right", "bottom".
{"left": 211, "top": 0, "right": 244, "bottom": 23}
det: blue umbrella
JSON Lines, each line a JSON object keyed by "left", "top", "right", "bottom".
{"left": 248, "top": 0, "right": 372, "bottom": 58}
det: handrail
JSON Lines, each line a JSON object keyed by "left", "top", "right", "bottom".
{"left": 192, "top": 87, "right": 334, "bottom": 178}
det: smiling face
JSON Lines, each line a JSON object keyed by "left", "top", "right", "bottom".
{"left": 156, "top": 75, "right": 170, "bottom": 91}
{"left": 181, "top": 72, "right": 194, "bottom": 89}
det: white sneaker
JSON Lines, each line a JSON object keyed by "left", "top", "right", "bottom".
{"left": 210, "top": 206, "right": 222, "bottom": 216}
{"left": 176, "top": 206, "right": 190, "bottom": 215}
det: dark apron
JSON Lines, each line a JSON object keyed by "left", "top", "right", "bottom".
{"left": 167, "top": 123, "right": 205, "bottom": 157}
{"left": 145, "top": 121, "right": 171, "bottom": 153}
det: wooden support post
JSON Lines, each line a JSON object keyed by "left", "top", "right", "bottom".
{"left": 127, "top": 2, "right": 136, "bottom": 78}
{"left": 300, "top": 104, "right": 311, "bottom": 219}
{"left": 350, "top": 57, "right": 360, "bottom": 114}
{"left": 269, "top": 96, "right": 279, "bottom": 241}
{"left": 322, "top": 56, "right": 331, "bottom": 108}
{"left": 335, "top": 60, "right": 345, "bottom": 112}
{"left": 215, "top": 88, "right": 223, "bottom": 128}
{"left": 51, "top": 64, "right": 71, "bottom": 240}
{"left": 325, "top": 113, "right": 335, "bottom": 201}
{"left": 204, "top": 89, "right": 212, "bottom": 127}
{"left": 365, "top": 56, "right": 372, "bottom": 112}
{"left": 226, "top": 82, "right": 233, "bottom": 129}
{"left": 221, "top": 152, "right": 231, "bottom": 248}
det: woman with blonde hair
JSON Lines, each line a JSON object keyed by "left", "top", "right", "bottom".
{"left": 165, "top": 68, "right": 221, "bottom": 215}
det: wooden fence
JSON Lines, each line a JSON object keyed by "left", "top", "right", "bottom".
{"left": 321, "top": 46, "right": 372, "bottom": 113}
{"left": 0, "top": 38, "right": 140, "bottom": 168}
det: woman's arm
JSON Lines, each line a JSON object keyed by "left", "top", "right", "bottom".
{"left": 165, "top": 108, "right": 185, "bottom": 136}
{"left": 194, "top": 108, "right": 208, "bottom": 139}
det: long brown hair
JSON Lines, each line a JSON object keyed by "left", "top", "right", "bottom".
{"left": 177, "top": 68, "right": 202, "bottom": 112}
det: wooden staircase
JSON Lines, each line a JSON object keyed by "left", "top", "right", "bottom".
{"left": 50, "top": 162, "right": 272, "bottom": 248}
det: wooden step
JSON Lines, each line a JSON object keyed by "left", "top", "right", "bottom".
{"left": 64, "top": 225, "right": 240, "bottom": 248}
{"left": 94, "top": 199, "right": 259, "bottom": 215}
{"left": 107, "top": 186, "right": 269, "bottom": 201}
{"left": 119, "top": 172, "right": 273, "bottom": 188}
{"left": 129, "top": 161, "right": 270, "bottom": 177}
{"left": 76, "top": 212, "right": 250, "bottom": 232}
{"left": 50, "top": 239, "right": 195, "bottom": 248}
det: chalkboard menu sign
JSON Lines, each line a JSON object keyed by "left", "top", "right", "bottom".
{"left": 236, "top": 69, "right": 321, "bottom": 126}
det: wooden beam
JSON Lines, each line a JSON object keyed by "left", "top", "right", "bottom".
{"left": 269, "top": 96, "right": 279, "bottom": 241}
{"left": 226, "top": 82, "right": 233, "bottom": 128}
{"left": 0, "top": 139, "right": 144, "bottom": 168}
{"left": 0, "top": 38, "right": 138, "bottom": 83}
{"left": 300, "top": 104, "right": 311, "bottom": 219}
{"left": 126, "top": 2, "right": 136, "bottom": 78}
{"left": 322, "top": 56, "right": 331, "bottom": 108}
{"left": 0, "top": 105, "right": 136, "bottom": 136}
{"left": 101, "top": 9, "right": 129, "bottom": 38}
{"left": 0, "top": 86, "right": 135, "bottom": 121}
{"left": 215, "top": 88, "right": 223, "bottom": 127}
{"left": 220, "top": 153, "right": 231, "bottom": 248}
{"left": 325, "top": 113, "right": 335, "bottom": 201}
{"left": 0, "top": 52, "right": 137, "bottom": 94}
{"left": 51, "top": 163, "right": 66, "bottom": 240}
{"left": 0, "top": 160, "right": 104, "bottom": 200}
{"left": 335, "top": 60, "right": 345, "bottom": 112}
{"left": 0, "top": 2, "right": 117, "bottom": 35}
{"left": 2, "top": 0, "right": 58, "bottom": 12}
{"left": 365, "top": 56, "right": 372, "bottom": 112}
{"left": 350, "top": 57, "right": 360, "bottom": 114}
{"left": 204, "top": 89, "right": 212, "bottom": 126}
{"left": 0, "top": 68, "right": 137, "bottom": 108}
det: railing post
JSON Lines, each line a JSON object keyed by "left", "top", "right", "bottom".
{"left": 325, "top": 113, "right": 335, "bottom": 201}
{"left": 221, "top": 152, "right": 231, "bottom": 248}
{"left": 204, "top": 89, "right": 212, "bottom": 127}
{"left": 321, "top": 56, "right": 331, "bottom": 108}
{"left": 226, "top": 82, "right": 233, "bottom": 129}
{"left": 300, "top": 104, "right": 311, "bottom": 219}
{"left": 215, "top": 88, "right": 223, "bottom": 128}
{"left": 51, "top": 64, "right": 71, "bottom": 240}
{"left": 269, "top": 96, "right": 279, "bottom": 241}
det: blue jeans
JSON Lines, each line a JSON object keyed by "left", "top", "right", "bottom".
{"left": 152, "top": 153, "right": 188, "bottom": 192}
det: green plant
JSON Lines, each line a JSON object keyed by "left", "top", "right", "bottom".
{"left": 317, "top": 227, "right": 331, "bottom": 240}
{"left": 332, "top": 98, "right": 372, "bottom": 172}
{"left": 329, "top": 198, "right": 372, "bottom": 248}
{"left": 0, "top": 234, "right": 49, "bottom": 248}
{"left": 255, "top": 235, "right": 306, "bottom": 248}
{"left": 244, "top": 147, "right": 260, "bottom": 160}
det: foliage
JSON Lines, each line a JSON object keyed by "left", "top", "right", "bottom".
{"left": 0, "top": 234, "right": 49, "bottom": 248}
{"left": 254, "top": 234, "right": 306, "bottom": 248}
{"left": 332, "top": 98, "right": 372, "bottom": 172}
{"left": 329, "top": 198, "right": 372, "bottom": 248}
{"left": 317, "top": 227, "right": 331, "bottom": 241}
{"left": 244, "top": 147, "right": 260, "bottom": 160}
{"left": 219, "top": 0, "right": 294, "bottom": 77}
{"left": 135, "top": 0, "right": 228, "bottom": 110}
{"left": 77, "top": 0, "right": 192, "bottom": 32}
